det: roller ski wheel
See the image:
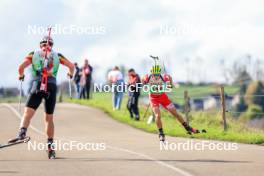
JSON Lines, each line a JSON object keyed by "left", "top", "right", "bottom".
{"left": 47, "top": 148, "right": 56, "bottom": 159}
{"left": 187, "top": 128, "right": 207, "bottom": 135}
{"left": 159, "top": 133, "right": 165, "bottom": 142}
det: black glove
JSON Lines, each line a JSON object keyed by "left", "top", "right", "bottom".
{"left": 67, "top": 73, "right": 73, "bottom": 79}
{"left": 19, "top": 75, "right": 25, "bottom": 81}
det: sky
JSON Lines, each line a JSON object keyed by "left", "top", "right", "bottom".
{"left": 1, "top": 0, "right": 264, "bottom": 89}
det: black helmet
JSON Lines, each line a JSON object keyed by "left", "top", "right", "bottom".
{"left": 40, "top": 36, "right": 53, "bottom": 46}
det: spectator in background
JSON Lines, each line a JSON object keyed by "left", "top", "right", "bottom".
{"left": 108, "top": 66, "right": 124, "bottom": 110}
{"left": 82, "top": 59, "right": 93, "bottom": 99}
{"left": 79, "top": 67, "right": 86, "bottom": 99}
{"left": 127, "top": 68, "right": 141, "bottom": 120}
{"left": 73, "top": 63, "right": 81, "bottom": 98}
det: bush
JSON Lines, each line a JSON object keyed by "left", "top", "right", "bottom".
{"left": 244, "top": 104, "right": 263, "bottom": 120}
{"left": 234, "top": 83, "right": 248, "bottom": 115}
{"left": 245, "top": 81, "right": 264, "bottom": 108}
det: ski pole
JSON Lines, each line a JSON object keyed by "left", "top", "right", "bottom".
{"left": 18, "top": 80, "right": 23, "bottom": 116}
{"left": 163, "top": 60, "right": 167, "bottom": 74}
{"left": 150, "top": 55, "right": 159, "bottom": 65}
{"left": 142, "top": 103, "right": 150, "bottom": 120}
{"left": 68, "top": 78, "right": 72, "bottom": 99}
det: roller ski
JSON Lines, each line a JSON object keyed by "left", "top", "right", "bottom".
{"left": 1, "top": 128, "right": 30, "bottom": 149}
{"left": 183, "top": 122, "right": 207, "bottom": 135}
{"left": 186, "top": 128, "right": 207, "bottom": 135}
{"left": 47, "top": 139, "right": 56, "bottom": 159}
{"left": 1, "top": 136, "right": 30, "bottom": 149}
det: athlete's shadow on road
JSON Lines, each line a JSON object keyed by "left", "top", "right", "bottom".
{"left": 0, "top": 171, "right": 19, "bottom": 174}
{"left": 0, "top": 158, "right": 252, "bottom": 163}
{"left": 55, "top": 157, "right": 252, "bottom": 163}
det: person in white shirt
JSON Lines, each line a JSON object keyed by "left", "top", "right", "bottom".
{"left": 108, "top": 66, "right": 124, "bottom": 110}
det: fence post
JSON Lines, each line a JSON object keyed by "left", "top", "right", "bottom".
{"left": 220, "top": 86, "right": 227, "bottom": 131}
{"left": 184, "top": 90, "right": 190, "bottom": 125}
{"left": 59, "top": 87, "right": 63, "bottom": 103}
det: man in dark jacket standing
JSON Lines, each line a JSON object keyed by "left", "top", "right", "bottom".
{"left": 82, "top": 59, "right": 93, "bottom": 99}
{"left": 127, "top": 68, "right": 141, "bottom": 120}
{"left": 73, "top": 62, "right": 81, "bottom": 98}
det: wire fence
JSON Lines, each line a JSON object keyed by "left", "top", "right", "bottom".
{"left": 166, "top": 86, "right": 264, "bottom": 125}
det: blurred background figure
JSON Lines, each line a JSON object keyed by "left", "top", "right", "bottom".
{"left": 73, "top": 62, "right": 81, "bottom": 98}
{"left": 80, "top": 59, "right": 93, "bottom": 99}
{"left": 108, "top": 66, "right": 124, "bottom": 110}
{"left": 127, "top": 68, "right": 141, "bottom": 120}
{"left": 79, "top": 67, "right": 86, "bottom": 99}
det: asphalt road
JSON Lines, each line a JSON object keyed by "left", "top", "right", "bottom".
{"left": 0, "top": 103, "right": 263, "bottom": 176}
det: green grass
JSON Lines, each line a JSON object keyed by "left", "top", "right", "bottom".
{"left": 68, "top": 92, "right": 264, "bottom": 144}
{"left": 0, "top": 96, "right": 22, "bottom": 103}
{"left": 170, "top": 84, "right": 238, "bottom": 97}
{"left": 142, "top": 84, "right": 240, "bottom": 105}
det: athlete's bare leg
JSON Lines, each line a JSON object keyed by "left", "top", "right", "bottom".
{"left": 152, "top": 106, "right": 166, "bottom": 141}
{"left": 44, "top": 113, "right": 54, "bottom": 139}
{"left": 20, "top": 107, "right": 35, "bottom": 128}
{"left": 167, "top": 105, "right": 197, "bottom": 133}
{"left": 44, "top": 113, "right": 56, "bottom": 158}
{"left": 152, "top": 106, "right": 162, "bottom": 129}
{"left": 167, "top": 106, "right": 185, "bottom": 124}
{"left": 8, "top": 107, "right": 35, "bottom": 143}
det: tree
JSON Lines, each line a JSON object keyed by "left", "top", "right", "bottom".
{"left": 235, "top": 83, "right": 248, "bottom": 115}
{"left": 229, "top": 55, "right": 252, "bottom": 85}
{"left": 245, "top": 81, "right": 264, "bottom": 111}
{"left": 232, "top": 70, "right": 252, "bottom": 85}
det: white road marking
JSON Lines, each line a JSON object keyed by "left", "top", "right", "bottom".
{"left": 2, "top": 103, "right": 194, "bottom": 176}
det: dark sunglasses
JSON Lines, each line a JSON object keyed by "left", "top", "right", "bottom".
{"left": 40, "top": 41, "right": 53, "bottom": 47}
{"left": 153, "top": 74, "right": 161, "bottom": 76}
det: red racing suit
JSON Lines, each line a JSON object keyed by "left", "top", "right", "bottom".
{"left": 144, "top": 74, "right": 174, "bottom": 109}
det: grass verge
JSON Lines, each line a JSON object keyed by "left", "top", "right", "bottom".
{"left": 68, "top": 92, "right": 264, "bottom": 144}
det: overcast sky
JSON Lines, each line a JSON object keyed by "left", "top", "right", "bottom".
{"left": 1, "top": 0, "right": 264, "bottom": 89}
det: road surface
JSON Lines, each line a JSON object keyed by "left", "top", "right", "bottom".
{"left": 0, "top": 103, "right": 263, "bottom": 176}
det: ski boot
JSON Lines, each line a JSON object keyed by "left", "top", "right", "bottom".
{"left": 8, "top": 127, "right": 28, "bottom": 144}
{"left": 159, "top": 133, "right": 165, "bottom": 142}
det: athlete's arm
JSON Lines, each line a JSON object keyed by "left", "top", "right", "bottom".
{"left": 58, "top": 53, "right": 75, "bottom": 77}
{"left": 141, "top": 75, "right": 146, "bottom": 85}
{"left": 18, "top": 52, "right": 33, "bottom": 79}
{"left": 167, "top": 75, "right": 174, "bottom": 88}
{"left": 141, "top": 74, "right": 150, "bottom": 85}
